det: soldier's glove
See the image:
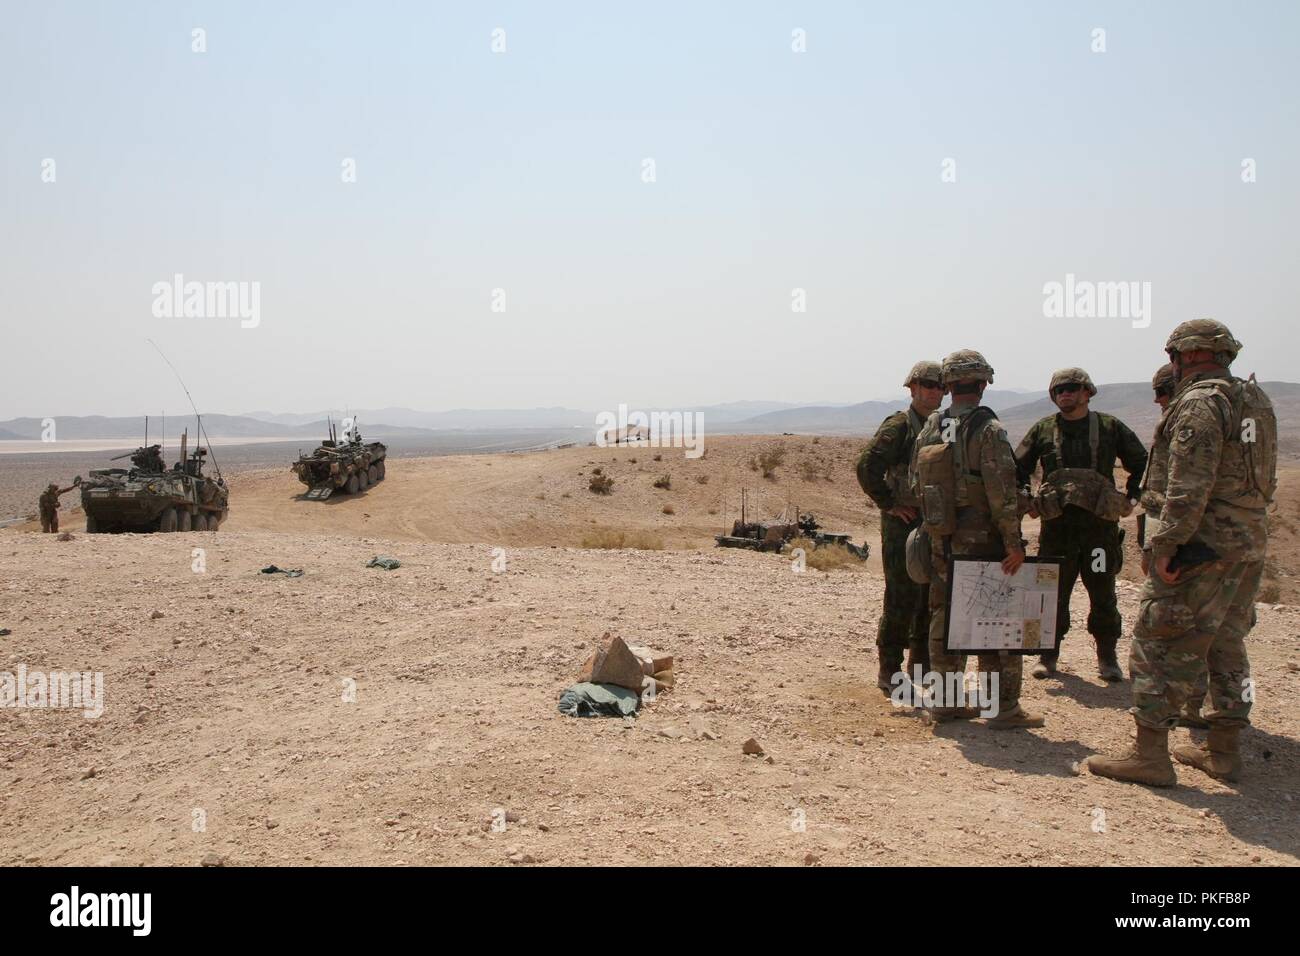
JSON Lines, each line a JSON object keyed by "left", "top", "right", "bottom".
{"left": 73, "top": 475, "right": 82, "bottom": 486}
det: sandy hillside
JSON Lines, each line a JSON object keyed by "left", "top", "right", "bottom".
{"left": 1, "top": 436, "right": 1297, "bottom": 866}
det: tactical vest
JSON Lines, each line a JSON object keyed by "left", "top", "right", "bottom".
{"left": 1170, "top": 375, "right": 1277, "bottom": 510}
{"left": 1139, "top": 409, "right": 1172, "bottom": 517}
{"left": 885, "top": 406, "right": 925, "bottom": 506}
{"left": 1035, "top": 412, "right": 1129, "bottom": 521}
{"left": 914, "top": 406, "right": 995, "bottom": 536}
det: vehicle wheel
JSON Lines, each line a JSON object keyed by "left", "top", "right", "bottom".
{"left": 178, "top": 509, "right": 192, "bottom": 532}
{"left": 359, "top": 469, "right": 370, "bottom": 490}
{"left": 85, "top": 515, "right": 98, "bottom": 534}
{"left": 368, "top": 465, "right": 378, "bottom": 485}
{"left": 210, "top": 511, "right": 224, "bottom": 530}
{"left": 159, "top": 508, "right": 177, "bottom": 533}
{"left": 193, "top": 513, "right": 208, "bottom": 532}
{"left": 376, "top": 460, "right": 385, "bottom": 480}
{"left": 346, "top": 474, "right": 359, "bottom": 494}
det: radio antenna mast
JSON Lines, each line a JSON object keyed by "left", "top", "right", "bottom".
{"left": 146, "top": 339, "right": 223, "bottom": 482}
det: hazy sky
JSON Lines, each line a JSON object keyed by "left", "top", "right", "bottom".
{"left": 3, "top": 1, "right": 1297, "bottom": 418}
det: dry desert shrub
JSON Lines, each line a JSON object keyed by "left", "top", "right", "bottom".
{"left": 581, "top": 528, "right": 665, "bottom": 550}
{"left": 788, "top": 536, "right": 860, "bottom": 572}
{"left": 756, "top": 445, "right": 786, "bottom": 479}
{"left": 589, "top": 474, "right": 614, "bottom": 495}
{"left": 694, "top": 474, "right": 709, "bottom": 485}
{"left": 652, "top": 474, "right": 672, "bottom": 489}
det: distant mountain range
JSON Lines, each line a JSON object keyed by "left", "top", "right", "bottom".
{"left": 5, "top": 383, "right": 1297, "bottom": 450}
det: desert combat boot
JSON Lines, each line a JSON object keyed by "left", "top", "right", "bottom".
{"left": 1173, "top": 727, "right": 1243, "bottom": 782}
{"left": 1087, "top": 719, "right": 1176, "bottom": 787}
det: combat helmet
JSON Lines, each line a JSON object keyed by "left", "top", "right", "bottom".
{"left": 1048, "top": 367, "right": 1097, "bottom": 398}
{"left": 902, "top": 360, "right": 942, "bottom": 387}
{"left": 941, "top": 349, "right": 994, "bottom": 386}
{"left": 1151, "top": 363, "right": 1176, "bottom": 393}
{"left": 1165, "top": 319, "right": 1242, "bottom": 363}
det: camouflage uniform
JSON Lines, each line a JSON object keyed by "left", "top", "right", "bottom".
{"left": 1143, "top": 362, "right": 1209, "bottom": 725}
{"left": 39, "top": 482, "right": 79, "bottom": 533}
{"left": 1016, "top": 384, "right": 1147, "bottom": 672}
{"left": 911, "top": 351, "right": 1038, "bottom": 724}
{"left": 1090, "top": 319, "right": 1273, "bottom": 786}
{"left": 857, "top": 364, "right": 938, "bottom": 680}
{"left": 1133, "top": 368, "right": 1271, "bottom": 730}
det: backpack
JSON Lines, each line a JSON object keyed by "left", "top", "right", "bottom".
{"left": 1180, "top": 374, "right": 1277, "bottom": 507}
{"left": 914, "top": 406, "right": 995, "bottom": 536}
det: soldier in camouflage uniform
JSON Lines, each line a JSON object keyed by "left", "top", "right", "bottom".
{"left": 1142, "top": 363, "right": 1209, "bottom": 729}
{"left": 1089, "top": 320, "right": 1275, "bottom": 786}
{"left": 38, "top": 481, "right": 78, "bottom": 533}
{"left": 910, "top": 350, "right": 1044, "bottom": 727}
{"left": 856, "top": 361, "right": 945, "bottom": 690}
{"left": 1015, "top": 369, "right": 1147, "bottom": 681}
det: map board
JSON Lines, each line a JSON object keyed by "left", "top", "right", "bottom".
{"left": 944, "top": 556, "right": 1062, "bottom": 654}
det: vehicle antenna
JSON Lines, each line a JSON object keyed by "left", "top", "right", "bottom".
{"left": 146, "top": 339, "right": 223, "bottom": 482}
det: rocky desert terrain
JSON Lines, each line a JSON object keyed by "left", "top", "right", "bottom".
{"left": 1, "top": 436, "right": 1297, "bottom": 866}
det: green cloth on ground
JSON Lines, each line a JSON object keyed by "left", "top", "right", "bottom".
{"left": 557, "top": 682, "right": 640, "bottom": 718}
{"left": 366, "top": 556, "right": 401, "bottom": 570}
{"left": 260, "top": 565, "right": 304, "bottom": 578}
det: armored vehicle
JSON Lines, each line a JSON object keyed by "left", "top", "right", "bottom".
{"left": 292, "top": 420, "right": 387, "bottom": 499}
{"left": 80, "top": 431, "right": 229, "bottom": 533}
{"left": 714, "top": 491, "right": 869, "bottom": 559}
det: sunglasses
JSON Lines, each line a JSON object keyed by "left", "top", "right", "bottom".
{"left": 1052, "top": 383, "right": 1083, "bottom": 396}
{"left": 916, "top": 379, "right": 942, "bottom": 390}
{"left": 1155, "top": 386, "right": 1174, "bottom": 398}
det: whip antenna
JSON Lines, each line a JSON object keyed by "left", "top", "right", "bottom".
{"left": 146, "top": 339, "right": 223, "bottom": 482}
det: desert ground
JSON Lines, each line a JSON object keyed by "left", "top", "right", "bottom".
{"left": 1, "top": 435, "right": 1297, "bottom": 866}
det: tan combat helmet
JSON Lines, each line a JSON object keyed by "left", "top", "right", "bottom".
{"left": 1048, "top": 367, "right": 1097, "bottom": 398}
{"left": 1151, "top": 363, "right": 1176, "bottom": 392}
{"left": 902, "top": 360, "right": 942, "bottom": 387}
{"left": 1165, "top": 319, "right": 1242, "bottom": 363}
{"left": 941, "top": 349, "right": 994, "bottom": 386}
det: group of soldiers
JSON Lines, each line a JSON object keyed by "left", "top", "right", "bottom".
{"left": 857, "top": 318, "right": 1276, "bottom": 785}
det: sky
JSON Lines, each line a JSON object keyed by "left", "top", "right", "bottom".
{"left": 2, "top": 0, "right": 1297, "bottom": 418}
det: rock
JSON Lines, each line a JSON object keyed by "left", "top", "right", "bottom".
{"left": 201, "top": 852, "right": 225, "bottom": 867}
{"left": 265, "top": 818, "right": 279, "bottom": 830}
{"left": 652, "top": 669, "right": 675, "bottom": 690}
{"left": 57, "top": 532, "right": 74, "bottom": 542}
{"left": 803, "top": 852, "right": 820, "bottom": 866}
{"left": 80, "top": 767, "right": 97, "bottom": 780}
{"left": 579, "top": 634, "right": 646, "bottom": 691}
{"left": 150, "top": 610, "right": 164, "bottom": 620}
{"left": 742, "top": 738, "right": 765, "bottom": 756}
{"left": 764, "top": 756, "right": 775, "bottom": 765}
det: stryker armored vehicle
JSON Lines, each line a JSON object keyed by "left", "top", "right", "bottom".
{"left": 292, "top": 420, "right": 387, "bottom": 499}
{"left": 714, "top": 491, "right": 869, "bottom": 559}
{"left": 79, "top": 430, "right": 229, "bottom": 533}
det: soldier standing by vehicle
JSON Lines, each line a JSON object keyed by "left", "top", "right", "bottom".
{"left": 1089, "top": 320, "right": 1275, "bottom": 786}
{"left": 910, "top": 350, "right": 1043, "bottom": 728}
{"left": 38, "top": 479, "right": 79, "bottom": 533}
{"left": 1015, "top": 369, "right": 1147, "bottom": 681}
{"left": 856, "top": 361, "right": 944, "bottom": 691}
{"left": 1140, "top": 363, "right": 1209, "bottom": 729}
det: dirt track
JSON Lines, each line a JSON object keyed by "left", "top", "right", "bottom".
{"left": 1, "top": 437, "right": 1297, "bottom": 866}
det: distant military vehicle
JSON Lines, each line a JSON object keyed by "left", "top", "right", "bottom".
{"left": 292, "top": 420, "right": 387, "bottom": 499}
{"left": 80, "top": 430, "right": 229, "bottom": 533}
{"left": 714, "top": 490, "right": 869, "bottom": 559}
